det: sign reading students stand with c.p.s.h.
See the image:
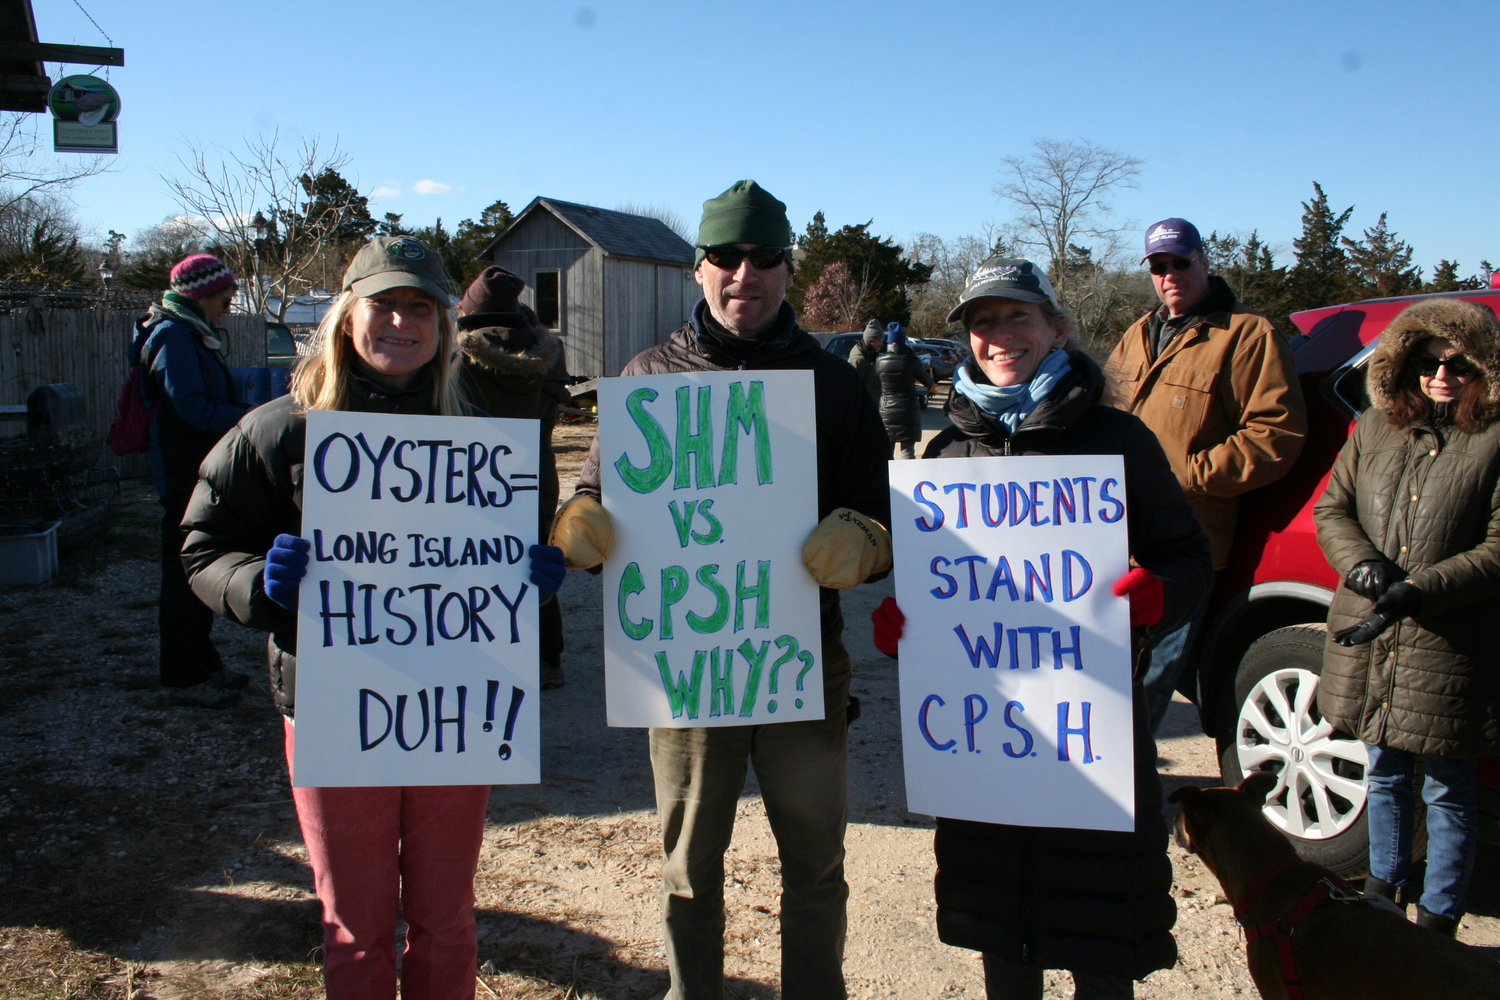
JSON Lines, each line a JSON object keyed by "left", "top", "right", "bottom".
{"left": 293, "top": 410, "right": 540, "bottom": 787}
{"left": 889, "top": 454, "right": 1135, "bottom": 832}
{"left": 600, "top": 370, "right": 823, "bottom": 729}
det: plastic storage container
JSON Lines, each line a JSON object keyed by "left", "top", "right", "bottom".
{"left": 0, "top": 520, "right": 60, "bottom": 585}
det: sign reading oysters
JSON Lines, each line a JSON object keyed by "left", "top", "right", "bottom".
{"left": 600, "top": 371, "right": 822, "bottom": 728}
{"left": 293, "top": 410, "right": 541, "bottom": 787}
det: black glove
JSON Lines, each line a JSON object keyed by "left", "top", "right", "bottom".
{"left": 1332, "top": 582, "right": 1422, "bottom": 647}
{"left": 1345, "top": 558, "right": 1399, "bottom": 601}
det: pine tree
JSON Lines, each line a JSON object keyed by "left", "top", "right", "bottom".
{"left": 450, "top": 200, "right": 515, "bottom": 287}
{"left": 1343, "top": 212, "right": 1422, "bottom": 298}
{"left": 787, "top": 213, "right": 930, "bottom": 325}
{"left": 1288, "top": 182, "right": 1354, "bottom": 312}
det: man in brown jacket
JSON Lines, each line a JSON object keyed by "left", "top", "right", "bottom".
{"left": 1104, "top": 218, "right": 1307, "bottom": 732}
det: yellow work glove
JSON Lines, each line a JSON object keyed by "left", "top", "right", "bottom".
{"left": 801, "top": 507, "right": 893, "bottom": 590}
{"left": 549, "top": 495, "right": 614, "bottom": 570}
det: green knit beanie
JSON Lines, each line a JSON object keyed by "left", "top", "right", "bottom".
{"left": 695, "top": 180, "right": 793, "bottom": 266}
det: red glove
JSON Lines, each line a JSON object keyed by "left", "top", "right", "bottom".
{"left": 1112, "top": 567, "right": 1164, "bottom": 628}
{"left": 872, "top": 597, "right": 905, "bottom": 657}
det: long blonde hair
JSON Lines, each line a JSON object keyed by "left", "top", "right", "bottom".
{"left": 291, "top": 290, "right": 466, "bottom": 415}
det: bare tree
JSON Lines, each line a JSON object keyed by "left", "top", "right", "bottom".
{"left": 161, "top": 132, "right": 364, "bottom": 320}
{"left": 615, "top": 202, "right": 695, "bottom": 244}
{"left": 904, "top": 230, "right": 1004, "bottom": 339}
{"left": 0, "top": 113, "right": 108, "bottom": 217}
{"left": 994, "top": 138, "right": 1141, "bottom": 287}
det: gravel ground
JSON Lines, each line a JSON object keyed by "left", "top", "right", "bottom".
{"left": 1, "top": 412, "right": 1497, "bottom": 1000}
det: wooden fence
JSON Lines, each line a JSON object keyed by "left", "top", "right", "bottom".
{"left": 0, "top": 308, "right": 266, "bottom": 480}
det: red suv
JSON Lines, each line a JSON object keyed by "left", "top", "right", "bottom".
{"left": 1184, "top": 288, "right": 1500, "bottom": 875}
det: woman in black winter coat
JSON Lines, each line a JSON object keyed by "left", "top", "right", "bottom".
{"left": 877, "top": 323, "right": 934, "bottom": 459}
{"left": 872, "top": 258, "right": 1212, "bottom": 1000}
{"left": 179, "top": 237, "right": 566, "bottom": 1000}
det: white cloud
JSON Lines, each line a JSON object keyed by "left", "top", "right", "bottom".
{"left": 370, "top": 184, "right": 400, "bottom": 199}
{"left": 413, "top": 179, "right": 453, "bottom": 195}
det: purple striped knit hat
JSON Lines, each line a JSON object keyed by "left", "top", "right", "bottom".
{"left": 169, "top": 254, "right": 237, "bottom": 300}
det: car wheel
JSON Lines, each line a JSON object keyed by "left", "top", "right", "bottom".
{"left": 1218, "top": 623, "right": 1372, "bottom": 876}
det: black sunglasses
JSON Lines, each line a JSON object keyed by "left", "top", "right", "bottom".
{"left": 1410, "top": 353, "right": 1478, "bottom": 379}
{"left": 699, "top": 245, "right": 788, "bottom": 271}
{"left": 1147, "top": 257, "right": 1197, "bottom": 275}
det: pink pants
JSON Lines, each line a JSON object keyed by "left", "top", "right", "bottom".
{"left": 284, "top": 719, "right": 490, "bottom": 1000}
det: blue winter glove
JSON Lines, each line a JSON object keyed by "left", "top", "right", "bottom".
{"left": 264, "top": 534, "right": 310, "bottom": 611}
{"left": 529, "top": 544, "right": 566, "bottom": 599}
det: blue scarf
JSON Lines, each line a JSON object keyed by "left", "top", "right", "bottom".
{"left": 953, "top": 348, "right": 1072, "bottom": 433}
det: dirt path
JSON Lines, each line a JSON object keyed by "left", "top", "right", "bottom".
{"left": 1, "top": 416, "right": 1498, "bottom": 999}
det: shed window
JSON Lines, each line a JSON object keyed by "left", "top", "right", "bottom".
{"left": 536, "top": 271, "right": 561, "bottom": 330}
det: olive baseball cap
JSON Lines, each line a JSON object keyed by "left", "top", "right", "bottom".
{"left": 342, "top": 236, "right": 455, "bottom": 301}
{"left": 946, "top": 258, "right": 1058, "bottom": 323}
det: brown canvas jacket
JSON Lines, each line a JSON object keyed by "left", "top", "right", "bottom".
{"left": 1103, "top": 277, "right": 1307, "bottom": 569}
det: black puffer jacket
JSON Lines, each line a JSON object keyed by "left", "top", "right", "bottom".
{"left": 925, "top": 351, "right": 1213, "bottom": 981}
{"left": 876, "top": 343, "right": 930, "bottom": 444}
{"left": 1316, "top": 298, "right": 1500, "bottom": 756}
{"left": 179, "top": 373, "right": 461, "bottom": 716}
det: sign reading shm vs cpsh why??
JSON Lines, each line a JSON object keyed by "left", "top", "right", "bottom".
{"left": 293, "top": 410, "right": 540, "bottom": 787}
{"left": 890, "top": 454, "right": 1135, "bottom": 832}
{"left": 600, "top": 370, "right": 824, "bottom": 729}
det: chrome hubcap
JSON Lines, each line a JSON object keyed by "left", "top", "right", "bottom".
{"left": 1234, "top": 667, "right": 1369, "bottom": 840}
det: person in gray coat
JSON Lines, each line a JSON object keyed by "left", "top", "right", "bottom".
{"left": 847, "top": 319, "right": 885, "bottom": 403}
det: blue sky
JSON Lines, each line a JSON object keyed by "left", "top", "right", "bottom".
{"left": 29, "top": 0, "right": 1500, "bottom": 275}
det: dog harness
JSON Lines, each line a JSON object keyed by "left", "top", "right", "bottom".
{"left": 1232, "top": 853, "right": 1360, "bottom": 1000}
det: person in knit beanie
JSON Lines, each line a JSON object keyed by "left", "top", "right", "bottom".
{"left": 550, "top": 179, "right": 894, "bottom": 997}
{"left": 848, "top": 319, "right": 886, "bottom": 402}
{"left": 139, "top": 253, "right": 249, "bottom": 707}
{"left": 455, "top": 266, "right": 573, "bottom": 689}
{"left": 876, "top": 320, "right": 933, "bottom": 458}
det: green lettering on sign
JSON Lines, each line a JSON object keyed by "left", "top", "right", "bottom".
{"left": 615, "top": 388, "right": 673, "bottom": 494}
{"left": 719, "top": 380, "right": 773, "bottom": 486}
{"left": 656, "top": 650, "right": 704, "bottom": 719}
{"left": 618, "top": 562, "right": 653, "bottom": 640}
{"left": 675, "top": 385, "right": 715, "bottom": 489}
{"left": 687, "top": 563, "right": 729, "bottom": 634}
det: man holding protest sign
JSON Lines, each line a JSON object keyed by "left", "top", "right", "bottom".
{"left": 181, "top": 236, "right": 567, "bottom": 1000}
{"left": 551, "top": 180, "right": 892, "bottom": 999}
{"left": 873, "top": 259, "right": 1212, "bottom": 998}
{"left": 1103, "top": 219, "right": 1306, "bottom": 733}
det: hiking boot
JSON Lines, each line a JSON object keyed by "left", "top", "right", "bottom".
{"left": 1416, "top": 906, "right": 1459, "bottom": 938}
{"left": 169, "top": 682, "right": 241, "bottom": 709}
{"left": 207, "top": 668, "right": 250, "bottom": 690}
{"left": 541, "top": 661, "right": 565, "bottom": 690}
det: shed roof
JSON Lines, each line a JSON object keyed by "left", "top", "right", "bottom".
{"left": 482, "top": 197, "right": 695, "bottom": 266}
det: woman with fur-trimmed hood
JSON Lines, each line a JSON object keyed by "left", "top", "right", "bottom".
{"left": 455, "top": 266, "right": 573, "bottom": 688}
{"left": 1314, "top": 296, "right": 1500, "bottom": 938}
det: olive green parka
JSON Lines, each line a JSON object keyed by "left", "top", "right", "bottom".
{"left": 1315, "top": 298, "right": 1500, "bottom": 756}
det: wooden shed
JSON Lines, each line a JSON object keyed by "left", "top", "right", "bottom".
{"left": 478, "top": 198, "right": 699, "bottom": 377}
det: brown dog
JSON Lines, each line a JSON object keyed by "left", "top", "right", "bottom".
{"left": 1169, "top": 772, "right": 1500, "bottom": 1000}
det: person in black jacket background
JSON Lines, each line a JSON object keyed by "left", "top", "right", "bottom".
{"left": 873, "top": 258, "right": 1212, "bottom": 999}
{"left": 877, "top": 322, "right": 934, "bottom": 459}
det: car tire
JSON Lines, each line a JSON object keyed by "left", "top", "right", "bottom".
{"left": 1218, "top": 623, "right": 1373, "bottom": 876}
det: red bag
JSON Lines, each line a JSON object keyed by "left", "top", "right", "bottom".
{"left": 107, "top": 321, "right": 161, "bottom": 456}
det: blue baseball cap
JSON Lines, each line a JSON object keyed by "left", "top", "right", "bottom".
{"left": 1142, "top": 218, "right": 1203, "bottom": 262}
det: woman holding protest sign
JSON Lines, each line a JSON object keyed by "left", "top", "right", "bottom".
{"left": 870, "top": 258, "right": 1212, "bottom": 999}
{"left": 180, "top": 236, "right": 566, "bottom": 1000}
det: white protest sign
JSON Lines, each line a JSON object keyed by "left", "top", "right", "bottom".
{"left": 293, "top": 409, "right": 540, "bottom": 787}
{"left": 889, "top": 454, "right": 1134, "bottom": 832}
{"left": 599, "top": 370, "right": 823, "bottom": 728}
